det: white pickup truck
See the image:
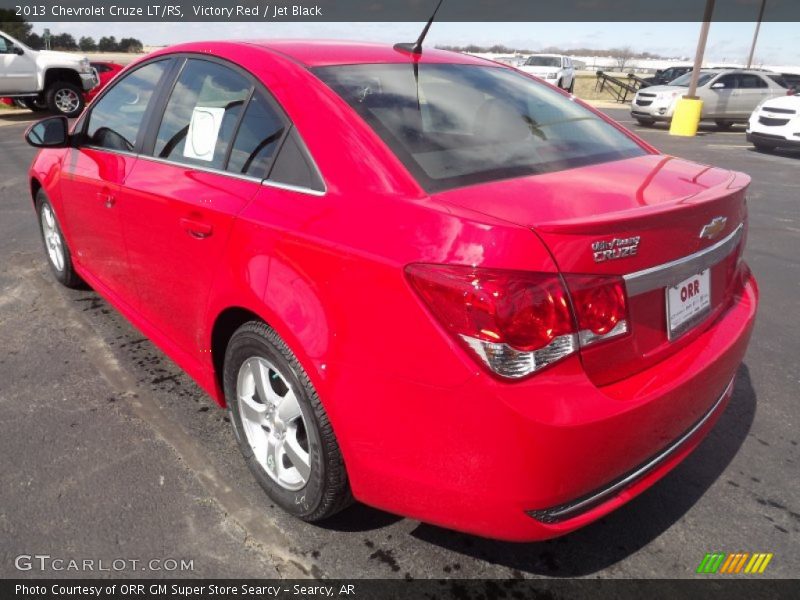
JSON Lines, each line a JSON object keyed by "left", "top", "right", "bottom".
{"left": 1, "top": 30, "right": 98, "bottom": 117}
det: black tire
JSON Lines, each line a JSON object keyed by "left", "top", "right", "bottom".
{"left": 753, "top": 142, "right": 776, "bottom": 153}
{"left": 556, "top": 78, "right": 563, "bottom": 90}
{"left": 715, "top": 120, "right": 734, "bottom": 130}
{"left": 45, "top": 81, "right": 85, "bottom": 118}
{"left": 224, "top": 321, "right": 352, "bottom": 521}
{"left": 635, "top": 117, "right": 656, "bottom": 126}
{"left": 567, "top": 78, "right": 574, "bottom": 93}
{"left": 35, "top": 190, "right": 83, "bottom": 288}
{"left": 22, "top": 96, "right": 48, "bottom": 111}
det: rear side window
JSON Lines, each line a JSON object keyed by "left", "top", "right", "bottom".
{"left": 315, "top": 63, "right": 645, "bottom": 192}
{"left": 153, "top": 59, "right": 252, "bottom": 169}
{"left": 268, "top": 129, "right": 325, "bottom": 192}
{"left": 227, "top": 89, "right": 286, "bottom": 177}
{"left": 85, "top": 60, "right": 169, "bottom": 152}
{"left": 766, "top": 74, "right": 788, "bottom": 88}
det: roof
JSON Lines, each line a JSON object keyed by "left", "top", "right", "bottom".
{"left": 238, "top": 39, "right": 493, "bottom": 68}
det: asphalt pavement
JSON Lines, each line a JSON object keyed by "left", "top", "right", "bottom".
{"left": 0, "top": 107, "right": 797, "bottom": 579}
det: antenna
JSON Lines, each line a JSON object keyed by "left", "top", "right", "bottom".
{"left": 394, "top": 0, "right": 445, "bottom": 55}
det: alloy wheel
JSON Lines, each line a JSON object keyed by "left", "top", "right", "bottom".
{"left": 236, "top": 356, "right": 311, "bottom": 491}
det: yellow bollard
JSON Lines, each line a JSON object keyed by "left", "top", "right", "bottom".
{"left": 669, "top": 97, "right": 704, "bottom": 136}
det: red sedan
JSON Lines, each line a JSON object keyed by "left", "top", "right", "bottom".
{"left": 85, "top": 61, "right": 124, "bottom": 103}
{"left": 24, "top": 40, "right": 757, "bottom": 541}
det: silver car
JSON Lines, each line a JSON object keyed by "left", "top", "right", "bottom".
{"left": 631, "top": 69, "right": 788, "bottom": 128}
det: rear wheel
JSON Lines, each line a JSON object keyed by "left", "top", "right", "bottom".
{"left": 35, "top": 190, "right": 83, "bottom": 288}
{"left": 45, "top": 81, "right": 85, "bottom": 117}
{"left": 224, "top": 321, "right": 352, "bottom": 521}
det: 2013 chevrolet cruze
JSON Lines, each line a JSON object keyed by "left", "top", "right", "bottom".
{"left": 25, "top": 40, "right": 758, "bottom": 541}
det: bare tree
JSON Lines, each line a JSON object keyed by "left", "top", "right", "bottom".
{"left": 612, "top": 46, "right": 635, "bottom": 72}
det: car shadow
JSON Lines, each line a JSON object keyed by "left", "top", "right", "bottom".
{"left": 0, "top": 110, "right": 44, "bottom": 125}
{"left": 405, "top": 363, "right": 757, "bottom": 577}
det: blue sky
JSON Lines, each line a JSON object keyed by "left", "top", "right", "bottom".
{"left": 35, "top": 21, "right": 799, "bottom": 64}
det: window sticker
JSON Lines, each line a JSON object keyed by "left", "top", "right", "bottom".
{"left": 183, "top": 106, "right": 225, "bottom": 162}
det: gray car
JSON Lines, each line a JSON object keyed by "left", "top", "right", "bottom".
{"left": 631, "top": 69, "right": 788, "bottom": 128}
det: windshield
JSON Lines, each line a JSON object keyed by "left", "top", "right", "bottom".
{"left": 314, "top": 64, "right": 646, "bottom": 192}
{"left": 525, "top": 56, "right": 561, "bottom": 67}
{"left": 669, "top": 72, "right": 716, "bottom": 87}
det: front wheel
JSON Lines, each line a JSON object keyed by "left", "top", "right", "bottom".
{"left": 35, "top": 190, "right": 83, "bottom": 288}
{"left": 753, "top": 142, "right": 776, "bottom": 153}
{"left": 635, "top": 117, "right": 656, "bottom": 126}
{"left": 224, "top": 321, "right": 352, "bottom": 521}
{"left": 46, "top": 81, "right": 85, "bottom": 117}
{"left": 567, "top": 78, "right": 574, "bottom": 93}
{"left": 715, "top": 120, "right": 734, "bottom": 130}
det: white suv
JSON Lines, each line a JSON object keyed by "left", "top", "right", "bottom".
{"left": 747, "top": 92, "right": 800, "bottom": 152}
{"left": 519, "top": 54, "right": 576, "bottom": 92}
{"left": 0, "top": 30, "right": 98, "bottom": 117}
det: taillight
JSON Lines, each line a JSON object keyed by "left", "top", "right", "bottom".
{"left": 405, "top": 264, "right": 628, "bottom": 379}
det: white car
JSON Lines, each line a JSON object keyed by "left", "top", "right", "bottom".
{"left": 747, "top": 93, "right": 800, "bottom": 151}
{"left": 0, "top": 30, "right": 97, "bottom": 117}
{"left": 518, "top": 54, "right": 575, "bottom": 92}
{"left": 631, "top": 69, "right": 788, "bottom": 128}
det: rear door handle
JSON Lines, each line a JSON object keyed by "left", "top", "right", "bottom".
{"left": 179, "top": 217, "right": 213, "bottom": 239}
{"left": 96, "top": 192, "right": 115, "bottom": 208}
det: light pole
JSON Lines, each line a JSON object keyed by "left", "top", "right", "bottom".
{"left": 669, "top": 0, "right": 716, "bottom": 136}
{"left": 747, "top": 0, "right": 767, "bottom": 69}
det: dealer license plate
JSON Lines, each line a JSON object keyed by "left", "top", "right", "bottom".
{"left": 666, "top": 269, "right": 711, "bottom": 340}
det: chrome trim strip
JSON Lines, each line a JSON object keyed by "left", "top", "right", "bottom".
{"left": 624, "top": 224, "right": 743, "bottom": 296}
{"left": 527, "top": 376, "right": 735, "bottom": 524}
{"left": 262, "top": 178, "right": 327, "bottom": 197}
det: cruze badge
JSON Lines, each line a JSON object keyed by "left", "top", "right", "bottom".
{"left": 592, "top": 236, "right": 641, "bottom": 263}
{"left": 699, "top": 217, "right": 727, "bottom": 240}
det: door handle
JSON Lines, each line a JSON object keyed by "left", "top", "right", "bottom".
{"left": 96, "top": 192, "right": 115, "bottom": 208}
{"left": 179, "top": 217, "right": 213, "bottom": 239}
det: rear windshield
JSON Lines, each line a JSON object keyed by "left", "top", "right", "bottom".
{"left": 314, "top": 64, "right": 646, "bottom": 192}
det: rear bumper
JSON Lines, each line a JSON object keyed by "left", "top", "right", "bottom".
{"left": 341, "top": 271, "right": 758, "bottom": 541}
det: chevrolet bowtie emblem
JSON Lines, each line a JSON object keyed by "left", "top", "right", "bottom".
{"left": 699, "top": 217, "right": 727, "bottom": 240}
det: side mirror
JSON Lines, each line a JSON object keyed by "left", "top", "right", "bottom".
{"left": 13, "top": 46, "right": 24, "bottom": 55}
{"left": 711, "top": 82, "right": 726, "bottom": 89}
{"left": 25, "top": 116, "right": 70, "bottom": 148}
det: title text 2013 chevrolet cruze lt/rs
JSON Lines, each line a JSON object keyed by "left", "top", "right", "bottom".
{"left": 25, "top": 41, "right": 757, "bottom": 541}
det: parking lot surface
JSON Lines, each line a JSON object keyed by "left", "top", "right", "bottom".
{"left": 0, "top": 108, "right": 797, "bottom": 579}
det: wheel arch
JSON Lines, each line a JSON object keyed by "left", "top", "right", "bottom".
{"left": 209, "top": 306, "right": 266, "bottom": 404}
{"left": 43, "top": 68, "right": 83, "bottom": 90}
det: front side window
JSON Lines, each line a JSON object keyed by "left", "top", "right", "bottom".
{"left": 153, "top": 59, "right": 251, "bottom": 170}
{"left": 84, "top": 60, "right": 169, "bottom": 152}
{"left": 712, "top": 74, "right": 739, "bottom": 89}
{"left": 0, "top": 35, "right": 10, "bottom": 53}
{"left": 739, "top": 74, "right": 767, "bottom": 89}
{"left": 315, "top": 63, "right": 646, "bottom": 192}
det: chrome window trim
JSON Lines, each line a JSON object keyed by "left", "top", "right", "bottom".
{"left": 623, "top": 224, "right": 743, "bottom": 297}
{"left": 79, "top": 147, "right": 327, "bottom": 196}
{"left": 262, "top": 179, "right": 327, "bottom": 197}
{"left": 527, "top": 375, "right": 735, "bottom": 524}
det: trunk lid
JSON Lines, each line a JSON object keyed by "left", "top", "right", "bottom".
{"left": 433, "top": 154, "right": 749, "bottom": 385}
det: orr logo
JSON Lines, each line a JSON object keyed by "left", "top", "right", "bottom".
{"left": 697, "top": 552, "right": 773, "bottom": 574}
